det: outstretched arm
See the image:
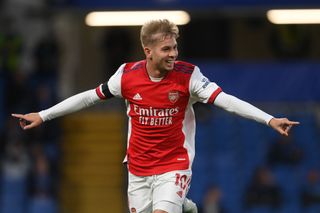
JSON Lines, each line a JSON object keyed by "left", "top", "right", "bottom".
{"left": 12, "top": 89, "right": 101, "bottom": 130}
{"left": 213, "top": 92, "right": 299, "bottom": 136}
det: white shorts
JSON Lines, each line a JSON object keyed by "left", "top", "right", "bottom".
{"left": 128, "top": 170, "right": 192, "bottom": 213}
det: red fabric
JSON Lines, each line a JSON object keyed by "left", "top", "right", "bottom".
{"left": 122, "top": 60, "right": 195, "bottom": 176}
{"left": 95, "top": 85, "right": 106, "bottom": 99}
{"left": 208, "top": 87, "right": 222, "bottom": 104}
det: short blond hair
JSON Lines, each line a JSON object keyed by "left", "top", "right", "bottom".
{"left": 140, "top": 19, "right": 179, "bottom": 47}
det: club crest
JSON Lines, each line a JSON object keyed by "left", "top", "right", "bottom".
{"left": 168, "top": 90, "right": 180, "bottom": 103}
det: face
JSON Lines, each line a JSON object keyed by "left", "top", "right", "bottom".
{"left": 144, "top": 35, "right": 178, "bottom": 73}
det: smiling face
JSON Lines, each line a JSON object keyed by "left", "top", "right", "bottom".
{"left": 140, "top": 19, "right": 179, "bottom": 77}
{"left": 144, "top": 34, "right": 178, "bottom": 75}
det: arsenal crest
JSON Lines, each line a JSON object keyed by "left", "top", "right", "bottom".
{"left": 168, "top": 90, "right": 180, "bottom": 103}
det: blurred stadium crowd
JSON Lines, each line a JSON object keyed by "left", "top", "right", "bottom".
{"left": 191, "top": 106, "right": 320, "bottom": 213}
{"left": 0, "top": 0, "right": 61, "bottom": 212}
{"left": 1, "top": 0, "right": 320, "bottom": 213}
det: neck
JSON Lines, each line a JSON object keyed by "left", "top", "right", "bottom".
{"left": 146, "top": 60, "right": 168, "bottom": 78}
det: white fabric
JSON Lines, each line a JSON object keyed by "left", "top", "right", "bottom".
{"left": 39, "top": 89, "right": 100, "bottom": 122}
{"left": 153, "top": 201, "right": 181, "bottom": 213}
{"left": 182, "top": 67, "right": 221, "bottom": 170}
{"left": 107, "top": 64, "right": 125, "bottom": 98}
{"left": 128, "top": 170, "right": 191, "bottom": 212}
{"left": 214, "top": 92, "right": 274, "bottom": 125}
{"left": 189, "top": 66, "right": 220, "bottom": 103}
{"left": 181, "top": 100, "right": 196, "bottom": 170}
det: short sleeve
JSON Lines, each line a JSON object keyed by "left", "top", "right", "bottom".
{"left": 95, "top": 64, "right": 125, "bottom": 99}
{"left": 107, "top": 63, "right": 125, "bottom": 98}
{"left": 190, "top": 66, "right": 222, "bottom": 104}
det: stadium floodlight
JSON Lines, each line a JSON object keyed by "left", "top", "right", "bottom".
{"left": 85, "top": 11, "right": 191, "bottom": 26}
{"left": 267, "top": 9, "right": 320, "bottom": 24}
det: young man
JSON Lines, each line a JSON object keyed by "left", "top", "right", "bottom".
{"left": 12, "top": 19, "right": 299, "bottom": 213}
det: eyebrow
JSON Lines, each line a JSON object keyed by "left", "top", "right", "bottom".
{"left": 161, "top": 45, "right": 176, "bottom": 50}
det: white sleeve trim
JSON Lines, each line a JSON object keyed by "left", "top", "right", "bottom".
{"left": 213, "top": 92, "right": 274, "bottom": 125}
{"left": 39, "top": 89, "right": 101, "bottom": 122}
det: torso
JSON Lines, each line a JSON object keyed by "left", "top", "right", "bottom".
{"left": 121, "top": 60, "right": 195, "bottom": 176}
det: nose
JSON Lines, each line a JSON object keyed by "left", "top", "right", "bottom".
{"left": 169, "top": 49, "right": 178, "bottom": 58}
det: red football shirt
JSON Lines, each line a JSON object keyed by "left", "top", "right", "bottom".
{"left": 96, "top": 60, "right": 222, "bottom": 176}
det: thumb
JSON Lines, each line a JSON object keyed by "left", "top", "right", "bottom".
{"left": 23, "top": 123, "right": 37, "bottom": 130}
{"left": 278, "top": 128, "right": 288, "bottom": 136}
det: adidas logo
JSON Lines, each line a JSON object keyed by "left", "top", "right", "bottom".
{"left": 133, "top": 93, "right": 142, "bottom": 101}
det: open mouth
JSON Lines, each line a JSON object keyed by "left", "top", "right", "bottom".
{"left": 165, "top": 59, "right": 175, "bottom": 66}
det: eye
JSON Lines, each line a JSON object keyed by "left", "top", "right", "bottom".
{"left": 162, "top": 47, "right": 170, "bottom": 51}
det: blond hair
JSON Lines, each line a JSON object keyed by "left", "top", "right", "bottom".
{"left": 140, "top": 19, "right": 179, "bottom": 47}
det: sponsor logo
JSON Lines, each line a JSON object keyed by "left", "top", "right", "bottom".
{"left": 133, "top": 105, "right": 179, "bottom": 126}
{"left": 133, "top": 93, "right": 142, "bottom": 101}
{"left": 133, "top": 105, "right": 179, "bottom": 117}
{"left": 168, "top": 90, "right": 180, "bottom": 103}
{"left": 201, "top": 77, "right": 210, "bottom": 89}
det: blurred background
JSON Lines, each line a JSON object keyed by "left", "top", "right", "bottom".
{"left": 1, "top": 0, "right": 320, "bottom": 213}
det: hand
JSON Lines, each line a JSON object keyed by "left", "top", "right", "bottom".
{"left": 269, "top": 117, "right": 299, "bottom": 136}
{"left": 11, "top": 113, "right": 43, "bottom": 130}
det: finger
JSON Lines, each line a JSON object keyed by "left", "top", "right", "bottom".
{"left": 23, "top": 122, "right": 38, "bottom": 130}
{"left": 284, "top": 125, "right": 292, "bottom": 133}
{"left": 281, "top": 131, "right": 289, "bottom": 136}
{"left": 11, "top": 113, "right": 25, "bottom": 119}
{"left": 278, "top": 128, "right": 288, "bottom": 136}
{"left": 19, "top": 120, "right": 27, "bottom": 129}
{"left": 286, "top": 121, "right": 300, "bottom": 125}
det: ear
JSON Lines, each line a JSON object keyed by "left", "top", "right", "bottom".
{"left": 144, "top": 46, "right": 152, "bottom": 59}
